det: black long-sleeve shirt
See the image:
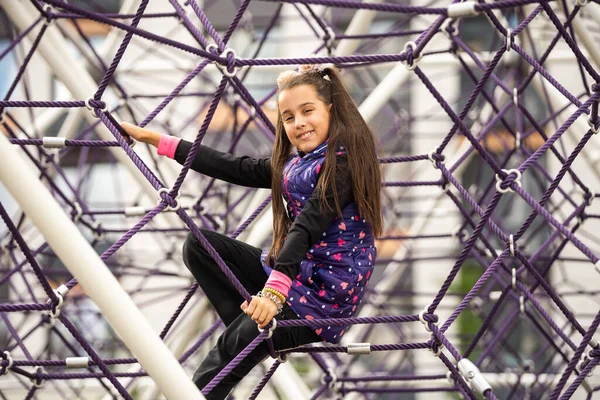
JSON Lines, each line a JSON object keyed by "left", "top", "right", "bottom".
{"left": 174, "top": 140, "right": 354, "bottom": 280}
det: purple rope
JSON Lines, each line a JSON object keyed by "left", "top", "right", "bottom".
{"left": 248, "top": 360, "right": 280, "bottom": 399}
{"left": 550, "top": 311, "right": 600, "bottom": 399}
{"left": 230, "top": 194, "right": 273, "bottom": 238}
{"left": 93, "top": 0, "right": 150, "bottom": 100}
{"left": 57, "top": 315, "right": 132, "bottom": 399}
{"left": 3, "top": 24, "right": 48, "bottom": 101}
{"left": 0, "top": 17, "right": 42, "bottom": 62}
{"left": 202, "top": 330, "right": 268, "bottom": 395}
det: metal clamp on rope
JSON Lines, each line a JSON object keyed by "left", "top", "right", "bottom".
{"left": 1, "top": 351, "right": 13, "bottom": 376}
{"left": 505, "top": 28, "right": 512, "bottom": 52}
{"left": 577, "top": 349, "right": 596, "bottom": 377}
{"left": 257, "top": 318, "right": 277, "bottom": 339}
{"left": 66, "top": 357, "right": 90, "bottom": 369}
{"left": 586, "top": 191, "right": 595, "bottom": 206}
{"left": 48, "top": 290, "right": 64, "bottom": 320}
{"left": 440, "top": 18, "right": 455, "bottom": 39}
{"left": 124, "top": 206, "right": 147, "bottom": 217}
{"left": 92, "top": 220, "right": 105, "bottom": 242}
{"left": 347, "top": 343, "right": 371, "bottom": 355}
{"left": 575, "top": 0, "right": 590, "bottom": 7}
{"left": 85, "top": 97, "right": 108, "bottom": 118}
{"left": 512, "top": 267, "right": 517, "bottom": 290}
{"left": 157, "top": 188, "right": 181, "bottom": 212}
{"left": 429, "top": 335, "right": 444, "bottom": 357}
{"left": 42, "top": 5, "right": 54, "bottom": 26}
{"left": 276, "top": 352, "right": 288, "bottom": 363}
{"left": 418, "top": 303, "right": 438, "bottom": 333}
{"left": 31, "top": 366, "right": 45, "bottom": 388}
{"left": 457, "top": 358, "right": 492, "bottom": 395}
{"left": 515, "top": 131, "right": 521, "bottom": 150}
{"left": 72, "top": 202, "right": 83, "bottom": 223}
{"left": 213, "top": 48, "right": 240, "bottom": 78}
{"left": 595, "top": 260, "right": 600, "bottom": 275}
{"left": 56, "top": 284, "right": 70, "bottom": 298}
{"left": 323, "top": 26, "right": 336, "bottom": 48}
{"left": 508, "top": 234, "right": 516, "bottom": 256}
{"left": 428, "top": 150, "right": 446, "bottom": 170}
{"left": 447, "top": 1, "right": 479, "bottom": 19}
{"left": 320, "top": 367, "right": 341, "bottom": 391}
{"left": 41, "top": 150, "right": 58, "bottom": 169}
{"left": 495, "top": 169, "right": 522, "bottom": 194}
{"left": 402, "top": 41, "right": 423, "bottom": 71}
{"left": 587, "top": 116, "right": 599, "bottom": 134}
{"left": 519, "top": 295, "right": 526, "bottom": 315}
{"left": 42, "top": 137, "right": 66, "bottom": 149}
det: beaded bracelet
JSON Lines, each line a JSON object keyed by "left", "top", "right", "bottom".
{"left": 257, "top": 290, "right": 284, "bottom": 314}
{"left": 263, "top": 287, "right": 286, "bottom": 303}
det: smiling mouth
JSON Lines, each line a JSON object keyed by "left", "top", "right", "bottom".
{"left": 297, "top": 130, "right": 314, "bottom": 140}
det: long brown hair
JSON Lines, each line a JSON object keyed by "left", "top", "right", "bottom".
{"left": 267, "top": 66, "right": 382, "bottom": 263}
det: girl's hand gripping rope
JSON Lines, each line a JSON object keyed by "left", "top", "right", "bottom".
{"left": 241, "top": 294, "right": 280, "bottom": 329}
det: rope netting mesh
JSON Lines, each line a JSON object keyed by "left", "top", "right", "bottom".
{"left": 0, "top": 0, "right": 600, "bottom": 398}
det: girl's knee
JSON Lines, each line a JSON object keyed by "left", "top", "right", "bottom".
{"left": 182, "top": 229, "right": 217, "bottom": 264}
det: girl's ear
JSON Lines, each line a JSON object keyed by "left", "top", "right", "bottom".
{"left": 328, "top": 103, "right": 333, "bottom": 111}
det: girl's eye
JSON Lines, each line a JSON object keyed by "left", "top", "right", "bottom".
{"left": 304, "top": 109, "right": 312, "bottom": 114}
{"left": 284, "top": 117, "right": 293, "bottom": 122}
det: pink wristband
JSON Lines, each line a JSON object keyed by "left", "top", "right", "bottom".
{"left": 264, "top": 270, "right": 292, "bottom": 298}
{"left": 157, "top": 135, "right": 181, "bottom": 159}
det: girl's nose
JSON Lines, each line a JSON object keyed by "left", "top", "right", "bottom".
{"left": 295, "top": 117, "right": 306, "bottom": 129}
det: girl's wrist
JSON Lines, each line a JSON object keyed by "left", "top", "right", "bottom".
{"left": 258, "top": 289, "right": 284, "bottom": 314}
{"left": 145, "top": 130, "right": 162, "bottom": 147}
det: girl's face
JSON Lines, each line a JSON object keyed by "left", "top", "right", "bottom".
{"left": 278, "top": 84, "right": 332, "bottom": 154}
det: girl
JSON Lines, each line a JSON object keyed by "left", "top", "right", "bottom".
{"left": 120, "top": 64, "right": 382, "bottom": 399}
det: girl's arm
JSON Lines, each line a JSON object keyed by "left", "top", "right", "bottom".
{"left": 173, "top": 139, "right": 271, "bottom": 188}
{"left": 264, "top": 158, "right": 354, "bottom": 296}
{"left": 119, "top": 122, "right": 271, "bottom": 188}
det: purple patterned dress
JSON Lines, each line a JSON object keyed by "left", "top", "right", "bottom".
{"left": 262, "top": 141, "right": 376, "bottom": 343}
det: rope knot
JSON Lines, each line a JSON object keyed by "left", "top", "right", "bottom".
{"left": 428, "top": 150, "right": 446, "bottom": 169}
{"left": 47, "top": 289, "right": 64, "bottom": 320}
{"left": 31, "top": 366, "right": 45, "bottom": 388}
{"left": 418, "top": 303, "right": 439, "bottom": 332}
{"left": 84, "top": 98, "right": 108, "bottom": 118}
{"left": 42, "top": 5, "right": 54, "bottom": 25}
{"left": 592, "top": 83, "right": 600, "bottom": 92}
{"left": 157, "top": 188, "right": 180, "bottom": 211}
{"left": 320, "top": 367, "right": 340, "bottom": 392}
{"left": 428, "top": 336, "right": 444, "bottom": 357}
{"left": 211, "top": 47, "right": 239, "bottom": 78}
{"left": 402, "top": 41, "right": 422, "bottom": 71}
{"left": 495, "top": 169, "right": 522, "bottom": 194}
{"left": 322, "top": 27, "right": 336, "bottom": 48}
{"left": 0, "top": 351, "right": 13, "bottom": 376}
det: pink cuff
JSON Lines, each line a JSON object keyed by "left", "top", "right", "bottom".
{"left": 264, "top": 270, "right": 292, "bottom": 298}
{"left": 157, "top": 135, "right": 181, "bottom": 159}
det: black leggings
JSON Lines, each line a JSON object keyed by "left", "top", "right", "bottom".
{"left": 182, "top": 229, "right": 320, "bottom": 399}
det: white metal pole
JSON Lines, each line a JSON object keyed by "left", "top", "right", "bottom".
{"left": 140, "top": 298, "right": 210, "bottom": 400}
{"left": 0, "top": 133, "right": 203, "bottom": 399}
{"left": 569, "top": 13, "right": 600, "bottom": 70}
{"left": 358, "top": 63, "right": 410, "bottom": 123}
{"left": 0, "top": 0, "right": 168, "bottom": 215}
{"left": 333, "top": 0, "right": 383, "bottom": 57}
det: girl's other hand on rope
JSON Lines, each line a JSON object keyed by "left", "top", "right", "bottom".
{"left": 241, "top": 296, "right": 277, "bottom": 329}
{"left": 119, "top": 122, "right": 162, "bottom": 147}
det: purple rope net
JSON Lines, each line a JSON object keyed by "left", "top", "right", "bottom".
{"left": 0, "top": 0, "right": 599, "bottom": 398}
